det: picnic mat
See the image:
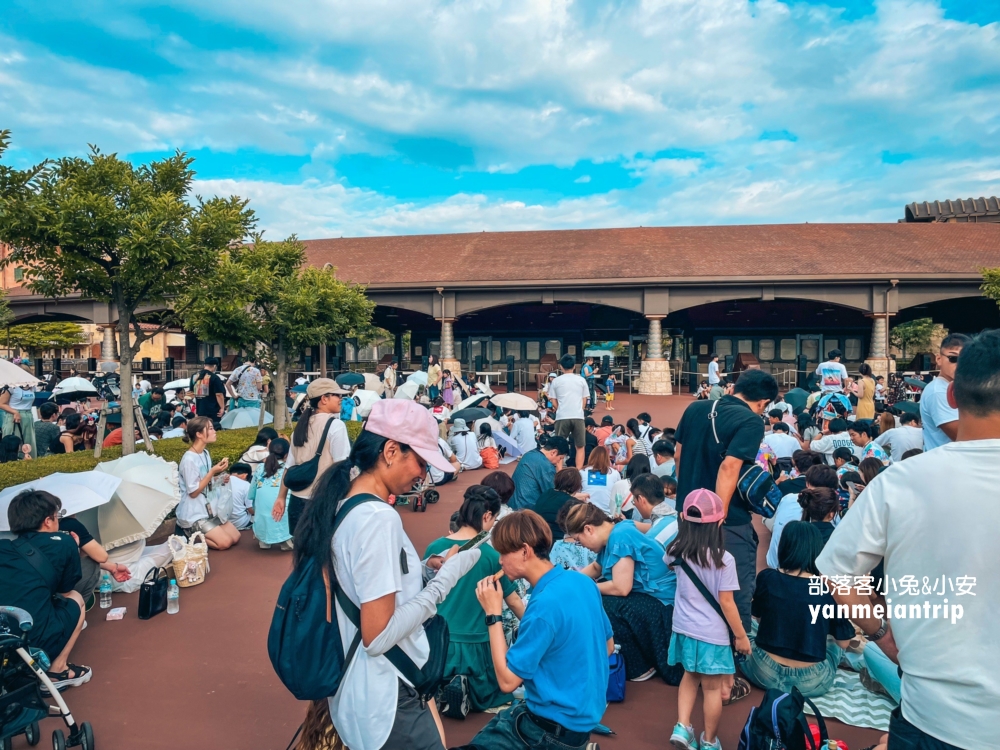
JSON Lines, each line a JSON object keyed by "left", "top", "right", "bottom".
{"left": 803, "top": 669, "right": 897, "bottom": 732}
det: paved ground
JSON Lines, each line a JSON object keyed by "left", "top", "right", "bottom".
{"left": 20, "top": 393, "right": 883, "bottom": 750}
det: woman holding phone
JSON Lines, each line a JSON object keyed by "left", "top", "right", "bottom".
{"left": 424, "top": 485, "right": 526, "bottom": 714}
{"left": 176, "top": 416, "right": 241, "bottom": 550}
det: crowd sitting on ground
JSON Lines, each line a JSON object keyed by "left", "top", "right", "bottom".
{"left": 3, "top": 331, "right": 997, "bottom": 750}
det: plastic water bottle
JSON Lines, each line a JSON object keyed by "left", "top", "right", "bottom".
{"left": 167, "top": 579, "right": 180, "bottom": 614}
{"left": 99, "top": 572, "right": 112, "bottom": 609}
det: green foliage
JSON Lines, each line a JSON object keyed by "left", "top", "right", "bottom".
{"left": 344, "top": 420, "right": 364, "bottom": 443}
{"left": 0, "top": 289, "right": 13, "bottom": 330}
{"left": 982, "top": 268, "right": 1000, "bottom": 309}
{"left": 0, "top": 133, "right": 256, "bottom": 453}
{"left": 890, "top": 317, "right": 937, "bottom": 359}
{"left": 7, "top": 322, "right": 86, "bottom": 354}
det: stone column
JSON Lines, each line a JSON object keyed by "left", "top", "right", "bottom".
{"left": 100, "top": 325, "right": 118, "bottom": 362}
{"left": 639, "top": 316, "right": 672, "bottom": 395}
{"left": 865, "top": 314, "right": 894, "bottom": 379}
{"left": 440, "top": 318, "right": 461, "bottom": 379}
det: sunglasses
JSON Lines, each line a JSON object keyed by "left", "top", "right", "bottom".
{"left": 944, "top": 354, "right": 960, "bottom": 364}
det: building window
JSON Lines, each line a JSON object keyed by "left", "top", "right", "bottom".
{"left": 345, "top": 342, "right": 357, "bottom": 361}
{"left": 737, "top": 339, "right": 753, "bottom": 354}
{"left": 526, "top": 341, "right": 541, "bottom": 361}
{"left": 825, "top": 339, "right": 839, "bottom": 358}
{"left": 544, "top": 340, "right": 561, "bottom": 357}
{"left": 801, "top": 339, "right": 819, "bottom": 361}
{"left": 845, "top": 338, "right": 862, "bottom": 361}
{"left": 454, "top": 342, "right": 463, "bottom": 361}
{"left": 714, "top": 339, "right": 732, "bottom": 357}
{"left": 779, "top": 339, "right": 797, "bottom": 360}
{"left": 13, "top": 267, "right": 24, "bottom": 282}
{"left": 699, "top": 344, "right": 709, "bottom": 355}
{"left": 413, "top": 345, "right": 422, "bottom": 357}
{"left": 758, "top": 339, "right": 775, "bottom": 361}
{"left": 429, "top": 341, "right": 440, "bottom": 357}
{"left": 469, "top": 340, "right": 481, "bottom": 360}
{"left": 491, "top": 340, "right": 502, "bottom": 362}
{"left": 506, "top": 341, "right": 521, "bottom": 361}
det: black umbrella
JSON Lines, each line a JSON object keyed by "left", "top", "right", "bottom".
{"left": 783, "top": 388, "right": 810, "bottom": 412}
{"left": 336, "top": 372, "right": 366, "bottom": 388}
{"left": 450, "top": 407, "right": 492, "bottom": 422}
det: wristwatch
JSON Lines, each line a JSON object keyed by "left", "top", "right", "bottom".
{"left": 485, "top": 614, "right": 503, "bottom": 627}
{"left": 868, "top": 617, "right": 889, "bottom": 642}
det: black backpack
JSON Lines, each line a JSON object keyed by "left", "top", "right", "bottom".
{"left": 737, "top": 687, "right": 829, "bottom": 750}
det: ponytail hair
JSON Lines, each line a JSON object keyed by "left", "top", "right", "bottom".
{"left": 292, "top": 397, "right": 322, "bottom": 448}
{"left": 797, "top": 487, "right": 839, "bottom": 522}
{"left": 264, "top": 438, "right": 290, "bottom": 478}
{"left": 182, "top": 416, "right": 212, "bottom": 444}
{"left": 456, "top": 485, "right": 502, "bottom": 532}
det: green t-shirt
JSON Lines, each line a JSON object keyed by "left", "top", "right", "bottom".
{"left": 424, "top": 536, "right": 517, "bottom": 643}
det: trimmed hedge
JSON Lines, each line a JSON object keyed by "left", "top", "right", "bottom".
{"left": 0, "top": 419, "right": 366, "bottom": 489}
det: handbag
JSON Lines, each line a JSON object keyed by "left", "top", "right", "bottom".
{"left": 283, "top": 417, "right": 335, "bottom": 493}
{"left": 708, "top": 401, "right": 780, "bottom": 519}
{"left": 168, "top": 532, "right": 210, "bottom": 587}
{"left": 606, "top": 649, "right": 626, "bottom": 702}
{"left": 138, "top": 566, "right": 169, "bottom": 619}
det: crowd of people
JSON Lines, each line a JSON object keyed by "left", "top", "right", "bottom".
{"left": 3, "top": 331, "right": 997, "bottom": 750}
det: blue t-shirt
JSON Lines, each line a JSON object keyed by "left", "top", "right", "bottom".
{"left": 597, "top": 520, "right": 676, "bottom": 606}
{"left": 646, "top": 514, "right": 679, "bottom": 552}
{"left": 509, "top": 449, "right": 556, "bottom": 510}
{"left": 606, "top": 377, "right": 615, "bottom": 393}
{"left": 506, "top": 566, "right": 612, "bottom": 732}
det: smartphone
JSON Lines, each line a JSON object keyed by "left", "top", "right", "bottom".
{"left": 459, "top": 530, "right": 490, "bottom": 551}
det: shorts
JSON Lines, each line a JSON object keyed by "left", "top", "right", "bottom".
{"left": 555, "top": 419, "right": 585, "bottom": 447}
{"left": 605, "top": 393, "right": 614, "bottom": 402}
{"left": 190, "top": 516, "right": 224, "bottom": 534}
{"left": 37, "top": 595, "right": 81, "bottom": 662}
{"left": 668, "top": 632, "right": 735, "bottom": 675}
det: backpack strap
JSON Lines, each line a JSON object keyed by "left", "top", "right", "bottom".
{"left": 673, "top": 559, "right": 734, "bottom": 638}
{"left": 707, "top": 400, "right": 721, "bottom": 445}
{"left": 12, "top": 536, "right": 60, "bottom": 591}
{"left": 799, "top": 695, "right": 828, "bottom": 750}
{"left": 312, "top": 416, "right": 336, "bottom": 460}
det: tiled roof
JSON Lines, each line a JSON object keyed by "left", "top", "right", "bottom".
{"left": 905, "top": 197, "right": 1000, "bottom": 223}
{"left": 303, "top": 223, "right": 1000, "bottom": 287}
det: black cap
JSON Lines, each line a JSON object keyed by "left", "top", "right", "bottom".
{"left": 601, "top": 415, "right": 614, "bottom": 425}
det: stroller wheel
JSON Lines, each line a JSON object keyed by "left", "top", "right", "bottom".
{"left": 26, "top": 721, "right": 41, "bottom": 745}
{"left": 79, "top": 723, "right": 94, "bottom": 750}
{"left": 52, "top": 730, "right": 65, "bottom": 750}
{"left": 425, "top": 490, "right": 440, "bottom": 504}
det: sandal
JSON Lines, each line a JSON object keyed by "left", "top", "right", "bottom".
{"left": 723, "top": 676, "right": 751, "bottom": 706}
{"left": 42, "top": 664, "right": 92, "bottom": 693}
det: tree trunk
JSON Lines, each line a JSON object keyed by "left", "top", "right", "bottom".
{"left": 117, "top": 313, "right": 136, "bottom": 456}
{"left": 273, "top": 336, "right": 289, "bottom": 432}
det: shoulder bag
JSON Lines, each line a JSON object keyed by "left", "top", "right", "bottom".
{"left": 672, "top": 558, "right": 745, "bottom": 664}
{"left": 708, "top": 400, "right": 780, "bottom": 519}
{"left": 138, "top": 566, "right": 169, "bottom": 619}
{"left": 283, "top": 417, "right": 336, "bottom": 493}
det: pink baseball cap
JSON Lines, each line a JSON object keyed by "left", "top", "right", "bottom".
{"left": 682, "top": 489, "right": 725, "bottom": 524}
{"left": 364, "top": 399, "right": 454, "bottom": 474}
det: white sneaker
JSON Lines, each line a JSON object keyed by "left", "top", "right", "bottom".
{"left": 629, "top": 667, "right": 656, "bottom": 682}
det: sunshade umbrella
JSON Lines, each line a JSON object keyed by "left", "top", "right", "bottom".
{"left": 393, "top": 379, "right": 421, "bottom": 400}
{"left": 0, "top": 360, "right": 41, "bottom": 389}
{"left": 354, "top": 389, "right": 380, "bottom": 417}
{"left": 455, "top": 393, "right": 490, "bottom": 412}
{"left": 291, "top": 382, "right": 308, "bottom": 394}
{"left": 490, "top": 392, "right": 537, "bottom": 411}
{"left": 405, "top": 370, "right": 428, "bottom": 386}
{"left": 451, "top": 407, "right": 492, "bottom": 422}
{"left": 336, "top": 372, "right": 366, "bottom": 388}
{"left": 363, "top": 372, "right": 385, "bottom": 396}
{"left": 895, "top": 400, "right": 921, "bottom": 415}
{"left": 91, "top": 453, "right": 180, "bottom": 549}
{"left": 0, "top": 472, "right": 122, "bottom": 532}
{"left": 33, "top": 391, "right": 53, "bottom": 407}
{"left": 474, "top": 417, "right": 522, "bottom": 458}
{"left": 164, "top": 377, "right": 192, "bottom": 391}
{"left": 903, "top": 377, "right": 928, "bottom": 390}
{"left": 783, "top": 388, "right": 810, "bottom": 412}
{"left": 221, "top": 407, "right": 273, "bottom": 429}
{"left": 52, "top": 376, "right": 99, "bottom": 403}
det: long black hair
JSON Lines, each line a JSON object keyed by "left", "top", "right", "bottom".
{"left": 250, "top": 427, "right": 278, "bottom": 449}
{"left": 293, "top": 429, "right": 412, "bottom": 582}
{"left": 456, "top": 486, "right": 502, "bottom": 532}
{"left": 667, "top": 508, "right": 727, "bottom": 569}
{"left": 292, "top": 396, "right": 325, "bottom": 448}
{"left": 263, "top": 438, "right": 290, "bottom": 479}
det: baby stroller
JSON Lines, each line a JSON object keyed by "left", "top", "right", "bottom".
{"left": 0, "top": 607, "right": 94, "bottom": 750}
{"left": 396, "top": 475, "right": 440, "bottom": 513}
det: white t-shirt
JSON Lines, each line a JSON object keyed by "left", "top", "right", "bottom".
{"left": 816, "top": 360, "right": 849, "bottom": 393}
{"left": 920, "top": 377, "right": 958, "bottom": 451}
{"left": 708, "top": 360, "right": 721, "bottom": 385}
{"left": 810, "top": 432, "right": 860, "bottom": 464}
{"left": 509, "top": 418, "right": 537, "bottom": 453}
{"left": 652, "top": 457, "right": 675, "bottom": 478}
{"left": 428, "top": 438, "right": 455, "bottom": 484}
{"left": 611, "top": 477, "right": 633, "bottom": 515}
{"left": 284, "top": 416, "right": 351, "bottom": 469}
{"left": 548, "top": 373, "right": 589, "bottom": 421}
{"left": 228, "top": 476, "right": 253, "bottom": 530}
{"left": 579, "top": 468, "right": 621, "bottom": 515}
{"left": 330, "top": 500, "right": 429, "bottom": 750}
{"left": 449, "top": 431, "right": 482, "bottom": 470}
{"left": 763, "top": 431, "right": 802, "bottom": 459}
{"left": 177, "top": 449, "right": 213, "bottom": 527}
{"left": 874, "top": 426, "right": 924, "bottom": 462}
{"left": 817, "top": 441, "right": 1000, "bottom": 749}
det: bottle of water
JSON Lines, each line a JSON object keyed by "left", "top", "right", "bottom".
{"left": 99, "top": 572, "right": 112, "bottom": 609}
{"left": 167, "top": 579, "right": 180, "bottom": 614}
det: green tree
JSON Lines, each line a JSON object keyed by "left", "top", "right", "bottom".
{"left": 982, "top": 268, "right": 1000, "bottom": 309}
{"left": 0, "top": 131, "right": 254, "bottom": 453}
{"left": 7, "top": 322, "right": 86, "bottom": 357}
{"left": 0, "top": 289, "right": 13, "bottom": 333}
{"left": 890, "top": 317, "right": 937, "bottom": 359}
{"left": 182, "top": 236, "right": 374, "bottom": 430}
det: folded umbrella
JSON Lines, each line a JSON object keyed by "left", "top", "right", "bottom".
{"left": 490, "top": 392, "right": 537, "bottom": 411}
{"left": 221, "top": 407, "right": 273, "bottom": 429}
{"left": 0, "top": 472, "right": 122, "bottom": 532}
{"left": 91, "top": 453, "right": 180, "bottom": 549}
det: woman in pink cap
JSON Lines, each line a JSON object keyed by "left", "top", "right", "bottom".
{"left": 665, "top": 489, "right": 751, "bottom": 750}
{"left": 292, "top": 399, "right": 482, "bottom": 750}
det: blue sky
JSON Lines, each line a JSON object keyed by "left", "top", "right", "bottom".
{"left": 1, "top": 0, "right": 998, "bottom": 238}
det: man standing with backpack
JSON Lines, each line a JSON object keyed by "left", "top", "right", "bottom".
{"left": 192, "top": 357, "right": 227, "bottom": 426}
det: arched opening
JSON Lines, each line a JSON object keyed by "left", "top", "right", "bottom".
{"left": 895, "top": 296, "right": 1000, "bottom": 334}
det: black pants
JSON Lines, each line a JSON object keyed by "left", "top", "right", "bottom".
{"left": 288, "top": 494, "right": 308, "bottom": 537}
{"left": 723, "top": 522, "right": 758, "bottom": 633}
{"left": 602, "top": 593, "right": 683, "bottom": 684}
{"left": 887, "top": 707, "right": 962, "bottom": 750}
{"left": 435, "top": 472, "right": 457, "bottom": 487}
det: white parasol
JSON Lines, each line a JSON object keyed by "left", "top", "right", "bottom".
{"left": 89, "top": 453, "right": 180, "bottom": 549}
{"left": 456, "top": 393, "right": 491, "bottom": 412}
{"left": 354, "top": 389, "right": 380, "bottom": 417}
{"left": 52, "top": 376, "right": 99, "bottom": 401}
{"left": 164, "top": 378, "right": 192, "bottom": 391}
{"left": 474, "top": 417, "right": 523, "bottom": 458}
{"left": 363, "top": 373, "right": 386, "bottom": 396}
{"left": 221, "top": 407, "right": 273, "bottom": 429}
{"left": 490, "top": 392, "right": 537, "bottom": 411}
{"left": 393, "top": 379, "right": 421, "bottom": 400}
{"left": 0, "top": 472, "right": 122, "bottom": 532}
{"left": 0, "top": 360, "right": 41, "bottom": 389}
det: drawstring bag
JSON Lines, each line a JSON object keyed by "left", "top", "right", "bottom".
{"left": 479, "top": 446, "right": 500, "bottom": 470}
{"left": 168, "top": 532, "right": 210, "bottom": 587}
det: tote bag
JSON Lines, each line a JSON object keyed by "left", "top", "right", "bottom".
{"left": 168, "top": 532, "right": 210, "bottom": 587}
